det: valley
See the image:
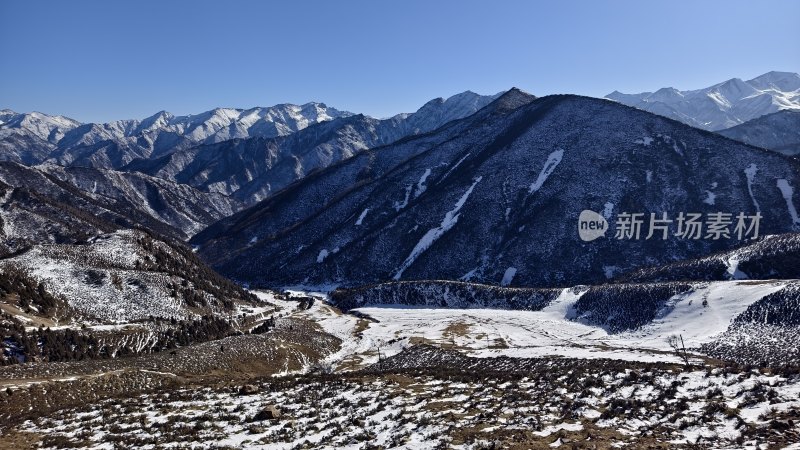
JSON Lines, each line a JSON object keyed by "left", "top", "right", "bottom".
{"left": 1, "top": 71, "right": 800, "bottom": 449}
{"left": 2, "top": 286, "right": 800, "bottom": 449}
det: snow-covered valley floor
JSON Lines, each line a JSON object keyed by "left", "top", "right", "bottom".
{"left": 3, "top": 281, "right": 800, "bottom": 449}
{"left": 259, "top": 280, "right": 793, "bottom": 370}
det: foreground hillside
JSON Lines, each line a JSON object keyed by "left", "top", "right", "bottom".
{"left": 2, "top": 293, "right": 799, "bottom": 449}
{"left": 7, "top": 358, "right": 800, "bottom": 449}
{"left": 0, "top": 229, "right": 265, "bottom": 365}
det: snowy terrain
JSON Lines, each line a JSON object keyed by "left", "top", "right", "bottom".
{"left": 607, "top": 71, "right": 800, "bottom": 131}
{"left": 0, "top": 230, "right": 250, "bottom": 323}
{"left": 16, "top": 351, "right": 800, "bottom": 449}
{"left": 256, "top": 279, "right": 796, "bottom": 370}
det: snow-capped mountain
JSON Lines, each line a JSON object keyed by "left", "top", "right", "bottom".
{"left": 0, "top": 92, "right": 499, "bottom": 174}
{"left": 606, "top": 71, "right": 800, "bottom": 131}
{"left": 0, "top": 110, "right": 81, "bottom": 165}
{"left": 1, "top": 92, "right": 499, "bottom": 206}
{"left": 192, "top": 89, "right": 800, "bottom": 288}
{"left": 124, "top": 91, "right": 501, "bottom": 205}
{"left": 0, "top": 109, "right": 81, "bottom": 143}
{"left": 718, "top": 110, "right": 800, "bottom": 156}
{"left": 0, "top": 103, "right": 353, "bottom": 169}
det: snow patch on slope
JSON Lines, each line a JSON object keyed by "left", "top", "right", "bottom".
{"left": 744, "top": 164, "right": 761, "bottom": 212}
{"left": 500, "top": 267, "right": 517, "bottom": 286}
{"left": 355, "top": 208, "right": 369, "bottom": 226}
{"left": 602, "top": 202, "right": 614, "bottom": 219}
{"left": 393, "top": 185, "right": 413, "bottom": 211}
{"left": 440, "top": 153, "right": 470, "bottom": 182}
{"left": 703, "top": 191, "right": 716, "bottom": 205}
{"left": 394, "top": 177, "right": 483, "bottom": 280}
{"left": 777, "top": 179, "right": 800, "bottom": 225}
{"left": 529, "top": 149, "right": 564, "bottom": 194}
{"left": 414, "top": 169, "right": 431, "bottom": 198}
{"left": 725, "top": 257, "right": 748, "bottom": 280}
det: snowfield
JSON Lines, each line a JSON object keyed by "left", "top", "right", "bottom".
{"left": 257, "top": 279, "right": 795, "bottom": 370}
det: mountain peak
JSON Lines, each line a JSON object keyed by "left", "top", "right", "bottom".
{"left": 747, "top": 71, "right": 800, "bottom": 92}
{"left": 487, "top": 87, "right": 536, "bottom": 111}
{"left": 605, "top": 72, "right": 800, "bottom": 130}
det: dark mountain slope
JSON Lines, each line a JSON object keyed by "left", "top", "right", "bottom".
{"left": 194, "top": 92, "right": 800, "bottom": 288}
{"left": 0, "top": 162, "right": 240, "bottom": 253}
{"left": 617, "top": 232, "right": 800, "bottom": 283}
{"left": 718, "top": 110, "right": 800, "bottom": 156}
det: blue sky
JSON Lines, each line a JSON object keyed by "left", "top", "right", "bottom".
{"left": 1, "top": 0, "right": 798, "bottom": 122}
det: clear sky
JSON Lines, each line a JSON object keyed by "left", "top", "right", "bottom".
{"left": 1, "top": 0, "right": 798, "bottom": 123}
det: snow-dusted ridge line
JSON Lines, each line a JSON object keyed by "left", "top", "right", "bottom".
{"left": 606, "top": 71, "right": 800, "bottom": 131}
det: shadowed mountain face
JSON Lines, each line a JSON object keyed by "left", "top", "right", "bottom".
{"left": 192, "top": 91, "right": 800, "bottom": 288}
{"left": 0, "top": 161, "right": 241, "bottom": 253}
{"left": 718, "top": 110, "right": 800, "bottom": 156}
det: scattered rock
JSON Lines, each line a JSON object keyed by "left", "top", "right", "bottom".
{"left": 238, "top": 384, "right": 258, "bottom": 395}
{"left": 253, "top": 405, "right": 281, "bottom": 421}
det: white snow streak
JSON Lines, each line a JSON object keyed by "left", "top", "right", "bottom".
{"left": 744, "top": 164, "right": 761, "bottom": 213}
{"left": 441, "top": 153, "right": 470, "bottom": 181}
{"left": 355, "top": 208, "right": 369, "bottom": 226}
{"left": 529, "top": 149, "right": 564, "bottom": 194}
{"left": 393, "top": 185, "right": 413, "bottom": 211}
{"left": 317, "top": 249, "right": 329, "bottom": 263}
{"left": 393, "top": 177, "right": 483, "bottom": 280}
{"left": 414, "top": 168, "right": 431, "bottom": 198}
{"left": 777, "top": 179, "right": 800, "bottom": 225}
{"left": 500, "top": 267, "right": 517, "bottom": 286}
{"left": 725, "top": 257, "right": 748, "bottom": 280}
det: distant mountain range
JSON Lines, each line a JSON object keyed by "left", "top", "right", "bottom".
{"left": 606, "top": 71, "right": 800, "bottom": 131}
{"left": 123, "top": 91, "right": 502, "bottom": 205}
{"left": 2, "top": 74, "right": 800, "bottom": 293}
{"left": 0, "top": 103, "right": 352, "bottom": 167}
{"left": 193, "top": 89, "right": 800, "bottom": 288}
{"left": 1, "top": 91, "right": 500, "bottom": 206}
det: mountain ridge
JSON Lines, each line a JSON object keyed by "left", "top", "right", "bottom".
{"left": 193, "top": 92, "right": 800, "bottom": 288}
{"left": 606, "top": 71, "right": 800, "bottom": 131}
